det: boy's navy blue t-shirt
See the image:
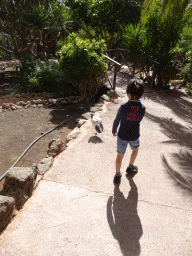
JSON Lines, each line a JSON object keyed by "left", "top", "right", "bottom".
{"left": 112, "top": 100, "right": 146, "bottom": 141}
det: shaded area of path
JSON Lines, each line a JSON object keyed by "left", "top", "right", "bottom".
{"left": 0, "top": 72, "right": 192, "bottom": 256}
{"left": 143, "top": 88, "right": 192, "bottom": 122}
{"left": 144, "top": 87, "right": 192, "bottom": 193}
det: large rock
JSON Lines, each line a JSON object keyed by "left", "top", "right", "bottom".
{"left": 77, "top": 119, "right": 87, "bottom": 128}
{"left": 17, "top": 101, "right": 26, "bottom": 106}
{"left": 2, "top": 103, "right": 10, "bottom": 109}
{"left": 81, "top": 112, "right": 92, "bottom": 120}
{"left": 119, "top": 65, "right": 129, "bottom": 73}
{"left": 47, "top": 139, "right": 65, "bottom": 157}
{"left": 15, "top": 94, "right": 20, "bottom": 98}
{"left": 35, "top": 99, "right": 43, "bottom": 104}
{"left": 91, "top": 85, "right": 110, "bottom": 103}
{"left": 90, "top": 105, "right": 102, "bottom": 113}
{"left": 0, "top": 195, "right": 15, "bottom": 232}
{"left": 2, "top": 167, "right": 36, "bottom": 209}
{"left": 72, "top": 100, "right": 79, "bottom": 104}
{"left": 101, "top": 94, "right": 110, "bottom": 101}
{"left": 66, "top": 127, "right": 81, "bottom": 142}
{"left": 37, "top": 104, "right": 44, "bottom": 108}
{"left": 11, "top": 105, "right": 17, "bottom": 110}
{"left": 48, "top": 99, "right": 57, "bottom": 106}
{"left": 37, "top": 157, "right": 53, "bottom": 175}
{"left": 59, "top": 99, "right": 67, "bottom": 105}
{"left": 107, "top": 90, "right": 119, "bottom": 98}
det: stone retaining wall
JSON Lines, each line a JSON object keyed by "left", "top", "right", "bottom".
{"left": 0, "top": 60, "right": 20, "bottom": 68}
{"left": 0, "top": 94, "right": 82, "bottom": 112}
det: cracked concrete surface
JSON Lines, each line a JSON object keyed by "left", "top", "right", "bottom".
{"left": 0, "top": 72, "right": 192, "bottom": 256}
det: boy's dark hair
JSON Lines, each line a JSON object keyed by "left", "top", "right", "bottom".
{"left": 126, "top": 78, "right": 145, "bottom": 100}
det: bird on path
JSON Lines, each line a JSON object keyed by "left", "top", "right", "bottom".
{"left": 91, "top": 113, "right": 104, "bottom": 135}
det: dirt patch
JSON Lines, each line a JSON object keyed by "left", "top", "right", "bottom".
{"left": 0, "top": 104, "right": 86, "bottom": 178}
{"left": 0, "top": 70, "right": 110, "bottom": 180}
{"left": 0, "top": 72, "right": 86, "bottom": 179}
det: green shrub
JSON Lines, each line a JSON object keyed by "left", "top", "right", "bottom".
{"left": 181, "top": 62, "right": 192, "bottom": 83}
{"left": 175, "top": 27, "right": 192, "bottom": 85}
{"left": 174, "top": 27, "right": 192, "bottom": 58}
{"left": 59, "top": 33, "right": 108, "bottom": 105}
{"left": 17, "top": 57, "right": 80, "bottom": 97}
{"left": 16, "top": 56, "right": 36, "bottom": 93}
{"left": 29, "top": 60, "right": 63, "bottom": 92}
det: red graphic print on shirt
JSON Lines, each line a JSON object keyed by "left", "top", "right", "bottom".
{"left": 127, "top": 106, "right": 139, "bottom": 121}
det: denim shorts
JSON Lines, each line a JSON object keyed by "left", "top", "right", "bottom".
{"left": 117, "top": 136, "right": 140, "bottom": 155}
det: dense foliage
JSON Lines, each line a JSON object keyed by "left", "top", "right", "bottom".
{"left": 175, "top": 26, "right": 192, "bottom": 86}
{"left": 0, "top": 0, "right": 73, "bottom": 59}
{"left": 16, "top": 57, "right": 79, "bottom": 97}
{"left": 1, "top": 0, "right": 192, "bottom": 95}
{"left": 59, "top": 33, "right": 108, "bottom": 104}
{"left": 64, "top": 0, "right": 143, "bottom": 49}
{"left": 121, "top": 0, "right": 192, "bottom": 88}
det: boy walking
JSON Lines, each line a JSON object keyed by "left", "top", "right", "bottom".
{"left": 112, "top": 78, "right": 146, "bottom": 184}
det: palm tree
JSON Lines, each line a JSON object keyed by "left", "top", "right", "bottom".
{"left": 139, "top": 0, "right": 191, "bottom": 88}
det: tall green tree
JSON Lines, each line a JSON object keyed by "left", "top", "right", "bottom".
{"left": 64, "top": 0, "right": 143, "bottom": 49}
{"left": 126, "top": 0, "right": 192, "bottom": 87}
{"left": 0, "top": 0, "right": 73, "bottom": 59}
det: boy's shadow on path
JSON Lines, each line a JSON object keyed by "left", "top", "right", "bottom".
{"left": 107, "top": 175, "right": 143, "bottom": 256}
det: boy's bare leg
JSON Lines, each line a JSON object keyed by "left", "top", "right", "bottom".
{"left": 130, "top": 147, "right": 139, "bottom": 165}
{"left": 116, "top": 153, "right": 124, "bottom": 173}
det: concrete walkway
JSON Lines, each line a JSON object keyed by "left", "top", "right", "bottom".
{"left": 0, "top": 73, "right": 192, "bottom": 256}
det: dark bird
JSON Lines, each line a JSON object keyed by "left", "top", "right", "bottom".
{"left": 91, "top": 113, "right": 104, "bottom": 135}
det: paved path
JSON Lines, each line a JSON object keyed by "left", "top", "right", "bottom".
{"left": 0, "top": 73, "right": 192, "bottom": 256}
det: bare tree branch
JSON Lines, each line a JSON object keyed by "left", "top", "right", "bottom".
{"left": 19, "top": 32, "right": 40, "bottom": 55}
{"left": 0, "top": 43, "right": 15, "bottom": 54}
{"left": 29, "top": 49, "right": 38, "bottom": 58}
{"left": 5, "top": 19, "right": 19, "bottom": 53}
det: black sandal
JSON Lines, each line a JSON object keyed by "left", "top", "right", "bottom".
{"left": 126, "top": 165, "right": 138, "bottom": 174}
{"left": 113, "top": 174, "right": 122, "bottom": 184}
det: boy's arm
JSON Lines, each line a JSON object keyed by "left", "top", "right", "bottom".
{"left": 140, "top": 106, "right": 146, "bottom": 121}
{"left": 112, "top": 106, "right": 121, "bottom": 135}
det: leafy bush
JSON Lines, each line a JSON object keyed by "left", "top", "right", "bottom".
{"left": 29, "top": 60, "right": 64, "bottom": 92}
{"left": 172, "top": 26, "right": 192, "bottom": 61}
{"left": 121, "top": 1, "right": 191, "bottom": 88}
{"left": 143, "top": 10, "right": 180, "bottom": 87}
{"left": 59, "top": 33, "right": 108, "bottom": 105}
{"left": 16, "top": 57, "right": 80, "bottom": 97}
{"left": 121, "top": 23, "right": 147, "bottom": 74}
{"left": 181, "top": 62, "right": 192, "bottom": 83}
{"left": 173, "top": 27, "right": 192, "bottom": 85}
{"left": 16, "top": 56, "right": 36, "bottom": 92}
{"left": 124, "top": 8, "right": 185, "bottom": 87}
{"left": 122, "top": 23, "right": 145, "bottom": 56}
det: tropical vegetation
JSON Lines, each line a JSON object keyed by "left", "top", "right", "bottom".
{"left": 0, "top": 0, "right": 192, "bottom": 100}
{"left": 121, "top": 0, "right": 192, "bottom": 88}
